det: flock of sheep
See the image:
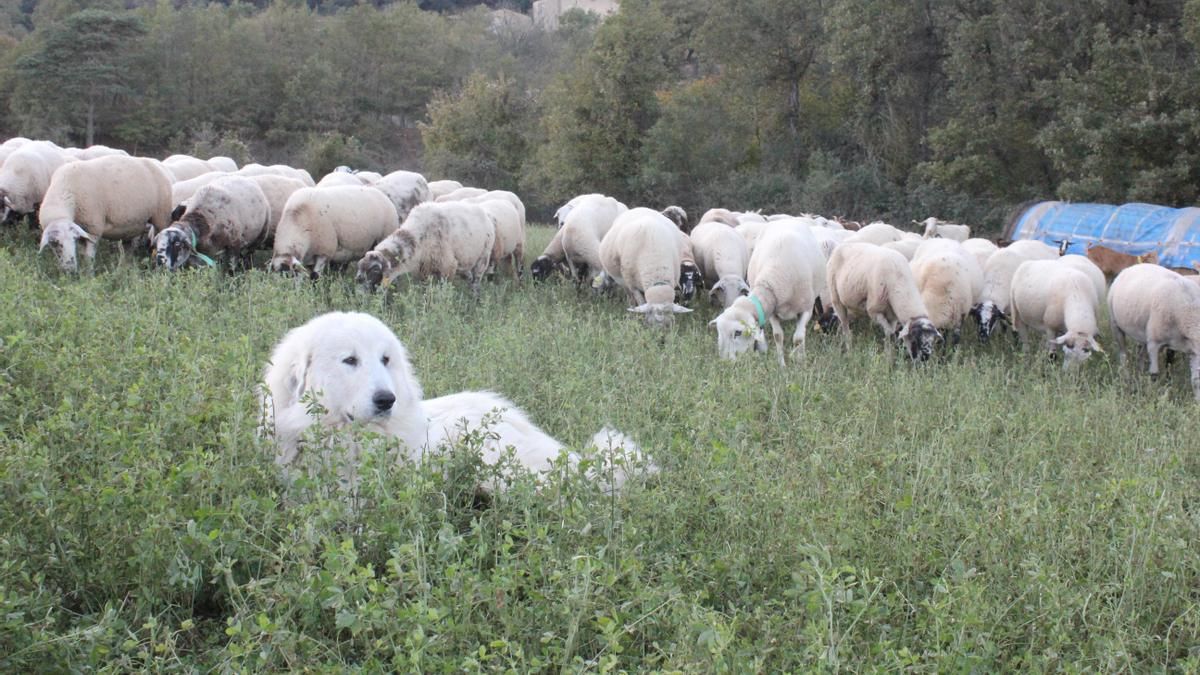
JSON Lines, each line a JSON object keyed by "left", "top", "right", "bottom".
{"left": 3, "top": 135, "right": 1200, "bottom": 401}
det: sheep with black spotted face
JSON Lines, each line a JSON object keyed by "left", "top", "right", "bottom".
{"left": 152, "top": 175, "right": 270, "bottom": 271}
{"left": 827, "top": 242, "right": 942, "bottom": 362}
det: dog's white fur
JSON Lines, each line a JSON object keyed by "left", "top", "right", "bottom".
{"left": 261, "top": 312, "right": 650, "bottom": 491}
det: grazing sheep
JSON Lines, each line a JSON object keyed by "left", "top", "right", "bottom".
{"left": 354, "top": 170, "right": 383, "bottom": 184}
{"left": 661, "top": 205, "right": 689, "bottom": 232}
{"left": 554, "top": 193, "right": 605, "bottom": 228}
{"left": 961, "top": 238, "right": 999, "bottom": 272}
{"left": 882, "top": 239, "right": 920, "bottom": 261}
{"left": 354, "top": 200, "right": 494, "bottom": 295}
{"left": 698, "top": 208, "right": 740, "bottom": 228}
{"left": 1009, "top": 260, "right": 1102, "bottom": 368}
{"left": 373, "top": 170, "right": 432, "bottom": 223}
{"left": 474, "top": 198, "right": 525, "bottom": 280}
{"left": 845, "top": 221, "right": 905, "bottom": 247}
{"left": 38, "top": 155, "right": 173, "bottom": 272}
{"left": 826, "top": 242, "right": 942, "bottom": 361}
{"left": 316, "top": 171, "right": 365, "bottom": 188}
{"left": 236, "top": 163, "right": 316, "bottom": 186}
{"left": 690, "top": 220, "right": 750, "bottom": 308}
{"left": 64, "top": 145, "right": 128, "bottom": 161}
{"left": 207, "top": 156, "right": 238, "bottom": 172}
{"left": 559, "top": 194, "right": 628, "bottom": 286}
{"left": 0, "top": 141, "right": 70, "bottom": 219}
{"left": 530, "top": 227, "right": 568, "bottom": 281}
{"left": 427, "top": 179, "right": 464, "bottom": 200}
{"left": 151, "top": 175, "right": 270, "bottom": 271}
{"left": 435, "top": 187, "right": 488, "bottom": 202}
{"left": 1057, "top": 254, "right": 1108, "bottom": 305}
{"left": 599, "top": 207, "right": 692, "bottom": 327}
{"left": 270, "top": 186, "right": 398, "bottom": 278}
{"left": 170, "top": 171, "right": 230, "bottom": 217}
{"left": 919, "top": 217, "right": 971, "bottom": 242}
{"left": 910, "top": 240, "right": 984, "bottom": 345}
{"left": 971, "top": 240, "right": 1061, "bottom": 342}
{"left": 1086, "top": 243, "right": 1158, "bottom": 279}
{"left": 1109, "top": 263, "right": 1200, "bottom": 399}
{"left": 465, "top": 189, "right": 527, "bottom": 229}
{"left": 245, "top": 174, "right": 307, "bottom": 246}
{"left": 162, "top": 154, "right": 217, "bottom": 182}
{"left": 710, "top": 225, "right": 826, "bottom": 366}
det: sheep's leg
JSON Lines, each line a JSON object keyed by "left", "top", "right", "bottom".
{"left": 832, "top": 301, "right": 852, "bottom": 347}
{"left": 1148, "top": 340, "right": 1163, "bottom": 377}
{"left": 1110, "top": 313, "right": 1128, "bottom": 366}
{"left": 789, "top": 310, "right": 812, "bottom": 362}
{"left": 872, "top": 314, "right": 895, "bottom": 341}
{"left": 311, "top": 256, "right": 328, "bottom": 280}
{"left": 1190, "top": 352, "right": 1200, "bottom": 401}
{"left": 769, "top": 315, "right": 786, "bottom": 367}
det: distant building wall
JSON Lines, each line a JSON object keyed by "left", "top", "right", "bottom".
{"left": 532, "top": 0, "right": 619, "bottom": 31}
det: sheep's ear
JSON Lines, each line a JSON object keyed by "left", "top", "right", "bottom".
{"left": 708, "top": 284, "right": 720, "bottom": 301}
{"left": 37, "top": 227, "right": 52, "bottom": 251}
{"left": 897, "top": 323, "right": 910, "bottom": 339}
{"left": 146, "top": 224, "right": 157, "bottom": 242}
{"left": 627, "top": 304, "right": 651, "bottom": 314}
{"left": 738, "top": 280, "right": 751, "bottom": 296}
{"left": 171, "top": 204, "right": 186, "bottom": 221}
{"left": 1091, "top": 336, "right": 1105, "bottom": 353}
{"left": 671, "top": 304, "right": 693, "bottom": 314}
{"left": 1053, "top": 334, "right": 1070, "bottom": 345}
{"left": 70, "top": 223, "right": 97, "bottom": 243}
{"left": 708, "top": 318, "right": 718, "bottom": 329}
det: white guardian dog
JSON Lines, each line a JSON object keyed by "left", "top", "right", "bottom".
{"left": 261, "top": 311, "right": 652, "bottom": 491}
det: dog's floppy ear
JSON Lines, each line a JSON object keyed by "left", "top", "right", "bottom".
{"left": 286, "top": 353, "right": 311, "bottom": 404}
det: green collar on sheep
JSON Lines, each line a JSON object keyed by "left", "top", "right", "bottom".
{"left": 748, "top": 294, "right": 767, "bottom": 328}
{"left": 189, "top": 230, "right": 216, "bottom": 267}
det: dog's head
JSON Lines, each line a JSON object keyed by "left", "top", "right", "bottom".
{"left": 263, "top": 312, "right": 422, "bottom": 435}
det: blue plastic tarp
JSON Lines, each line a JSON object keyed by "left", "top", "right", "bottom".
{"left": 1009, "top": 201, "right": 1200, "bottom": 269}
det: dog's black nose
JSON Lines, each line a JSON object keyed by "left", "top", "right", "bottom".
{"left": 372, "top": 391, "right": 396, "bottom": 412}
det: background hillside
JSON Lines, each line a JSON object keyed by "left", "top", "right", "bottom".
{"left": 2, "top": 0, "right": 1200, "bottom": 228}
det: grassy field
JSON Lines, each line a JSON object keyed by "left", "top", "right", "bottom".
{"left": 2, "top": 224, "right": 1200, "bottom": 671}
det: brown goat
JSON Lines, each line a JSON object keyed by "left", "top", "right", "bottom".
{"left": 1085, "top": 243, "right": 1158, "bottom": 278}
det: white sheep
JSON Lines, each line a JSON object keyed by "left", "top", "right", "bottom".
{"left": 1009, "top": 260, "right": 1102, "bottom": 367}
{"left": 427, "top": 179, "right": 464, "bottom": 200}
{"left": 38, "top": 155, "right": 173, "bottom": 272}
{"left": 826, "top": 242, "right": 942, "bottom": 361}
{"left": 919, "top": 217, "right": 971, "bottom": 242}
{"left": 1057, "top": 253, "right": 1108, "bottom": 305}
{"left": 910, "top": 240, "right": 984, "bottom": 345}
{"left": 710, "top": 225, "right": 826, "bottom": 365}
{"left": 465, "top": 189, "right": 527, "bottom": 229}
{"left": 845, "top": 221, "right": 905, "bottom": 246}
{"left": 270, "top": 186, "right": 398, "bottom": 278}
{"left": 0, "top": 140, "right": 70, "bottom": 218}
{"left": 236, "top": 163, "right": 315, "bottom": 186}
{"left": 661, "top": 205, "right": 688, "bottom": 232}
{"left": 207, "top": 156, "right": 238, "bottom": 172}
{"left": 152, "top": 175, "right": 270, "bottom": 270}
{"left": 961, "top": 238, "right": 999, "bottom": 272}
{"left": 316, "top": 171, "right": 365, "bottom": 188}
{"left": 972, "top": 239, "right": 1061, "bottom": 342}
{"left": 473, "top": 198, "right": 525, "bottom": 280}
{"left": 170, "top": 171, "right": 230, "bottom": 216}
{"left": 244, "top": 174, "right": 307, "bottom": 246}
{"left": 373, "top": 170, "right": 432, "bottom": 222}
{"left": 599, "top": 207, "right": 692, "bottom": 326}
{"left": 554, "top": 193, "right": 605, "bottom": 228}
{"left": 64, "top": 145, "right": 128, "bottom": 161}
{"left": 354, "top": 200, "right": 495, "bottom": 295}
{"left": 1108, "top": 263, "right": 1200, "bottom": 399}
{"left": 690, "top": 220, "right": 750, "bottom": 308}
{"left": 698, "top": 207, "right": 740, "bottom": 227}
{"left": 162, "top": 154, "right": 217, "bottom": 182}
{"left": 435, "top": 186, "right": 489, "bottom": 202}
{"left": 882, "top": 239, "right": 920, "bottom": 260}
{"left": 354, "top": 170, "right": 383, "bottom": 184}
{"left": 558, "top": 194, "right": 628, "bottom": 286}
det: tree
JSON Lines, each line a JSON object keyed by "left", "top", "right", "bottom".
{"left": 12, "top": 9, "right": 146, "bottom": 145}
{"left": 421, "top": 72, "right": 532, "bottom": 190}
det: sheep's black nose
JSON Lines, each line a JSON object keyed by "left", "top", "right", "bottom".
{"left": 373, "top": 391, "right": 396, "bottom": 412}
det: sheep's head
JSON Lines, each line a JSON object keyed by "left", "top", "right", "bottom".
{"left": 678, "top": 262, "right": 702, "bottom": 303}
{"left": 897, "top": 317, "right": 942, "bottom": 362}
{"left": 970, "top": 301, "right": 1007, "bottom": 343}
{"left": 1054, "top": 332, "right": 1102, "bottom": 369}
{"left": 271, "top": 254, "right": 307, "bottom": 276}
{"left": 151, "top": 225, "right": 195, "bottom": 271}
{"left": 710, "top": 308, "right": 766, "bottom": 360}
{"left": 38, "top": 221, "right": 96, "bottom": 272}
{"left": 661, "top": 206, "right": 688, "bottom": 232}
{"left": 708, "top": 276, "right": 750, "bottom": 309}
{"left": 355, "top": 251, "right": 392, "bottom": 291}
{"left": 530, "top": 255, "right": 556, "bottom": 281}
{"left": 629, "top": 286, "right": 692, "bottom": 327}
{"left": 0, "top": 193, "right": 15, "bottom": 225}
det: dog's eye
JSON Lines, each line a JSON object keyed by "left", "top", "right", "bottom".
{"left": 342, "top": 356, "right": 358, "bottom": 367}
{"left": 381, "top": 355, "right": 390, "bottom": 365}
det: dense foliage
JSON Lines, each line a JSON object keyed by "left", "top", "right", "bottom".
{"left": 3, "top": 0, "right": 1200, "bottom": 226}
